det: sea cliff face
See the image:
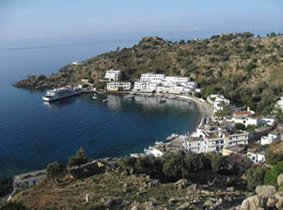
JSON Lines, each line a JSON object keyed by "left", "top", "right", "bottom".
{"left": 14, "top": 33, "right": 283, "bottom": 114}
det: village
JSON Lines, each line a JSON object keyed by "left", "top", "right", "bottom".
{"left": 9, "top": 67, "right": 283, "bottom": 197}
{"left": 101, "top": 68, "right": 283, "bottom": 167}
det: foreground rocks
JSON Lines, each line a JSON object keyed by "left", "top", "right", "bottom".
{"left": 237, "top": 175, "right": 283, "bottom": 210}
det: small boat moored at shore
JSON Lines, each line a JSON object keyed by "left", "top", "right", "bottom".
{"left": 42, "top": 87, "right": 81, "bottom": 102}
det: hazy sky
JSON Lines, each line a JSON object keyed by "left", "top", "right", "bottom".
{"left": 1, "top": 0, "right": 282, "bottom": 42}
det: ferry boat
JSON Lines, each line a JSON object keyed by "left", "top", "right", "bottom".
{"left": 42, "top": 87, "right": 81, "bottom": 102}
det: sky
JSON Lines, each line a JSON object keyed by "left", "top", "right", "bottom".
{"left": 0, "top": 0, "right": 283, "bottom": 42}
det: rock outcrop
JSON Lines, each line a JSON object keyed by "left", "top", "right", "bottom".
{"left": 238, "top": 175, "right": 283, "bottom": 210}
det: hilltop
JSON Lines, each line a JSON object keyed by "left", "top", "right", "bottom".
{"left": 14, "top": 33, "right": 283, "bottom": 114}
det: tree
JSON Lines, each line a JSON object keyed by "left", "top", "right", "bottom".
{"left": 46, "top": 161, "right": 66, "bottom": 178}
{"left": 246, "top": 166, "right": 265, "bottom": 191}
{"left": 208, "top": 152, "right": 223, "bottom": 173}
{"left": 215, "top": 104, "right": 232, "bottom": 119}
{"left": 94, "top": 81, "right": 106, "bottom": 90}
{"left": 118, "top": 156, "right": 136, "bottom": 170}
{"left": 276, "top": 108, "right": 283, "bottom": 124}
{"left": 68, "top": 148, "right": 88, "bottom": 167}
{"left": 162, "top": 152, "right": 184, "bottom": 181}
{"left": 234, "top": 123, "right": 246, "bottom": 131}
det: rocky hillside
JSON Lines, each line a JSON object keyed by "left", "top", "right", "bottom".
{"left": 14, "top": 33, "right": 283, "bottom": 114}
{"left": 9, "top": 169, "right": 246, "bottom": 209}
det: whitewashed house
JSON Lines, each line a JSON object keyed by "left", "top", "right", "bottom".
{"left": 186, "top": 128, "right": 249, "bottom": 153}
{"left": 276, "top": 97, "right": 283, "bottom": 111}
{"left": 183, "top": 138, "right": 205, "bottom": 153}
{"left": 233, "top": 117, "right": 259, "bottom": 127}
{"left": 13, "top": 170, "right": 46, "bottom": 191}
{"left": 207, "top": 94, "right": 230, "bottom": 111}
{"left": 168, "top": 86, "right": 184, "bottom": 94}
{"left": 260, "top": 131, "right": 279, "bottom": 145}
{"left": 140, "top": 73, "right": 165, "bottom": 84}
{"left": 104, "top": 69, "right": 121, "bottom": 81}
{"left": 107, "top": 82, "right": 131, "bottom": 91}
{"left": 247, "top": 147, "right": 265, "bottom": 164}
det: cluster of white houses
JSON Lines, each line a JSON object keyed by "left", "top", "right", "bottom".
{"left": 133, "top": 73, "right": 198, "bottom": 94}
{"left": 182, "top": 94, "right": 282, "bottom": 164}
{"left": 104, "top": 70, "right": 199, "bottom": 94}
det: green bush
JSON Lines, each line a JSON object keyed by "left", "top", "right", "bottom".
{"left": 235, "top": 123, "right": 246, "bottom": 131}
{"left": 68, "top": 148, "right": 88, "bottom": 167}
{"left": 264, "top": 161, "right": 283, "bottom": 186}
{"left": 207, "top": 152, "right": 224, "bottom": 172}
{"left": 162, "top": 152, "right": 185, "bottom": 181}
{"left": 46, "top": 161, "right": 66, "bottom": 178}
{"left": 246, "top": 166, "right": 265, "bottom": 191}
{"left": 0, "top": 201, "right": 27, "bottom": 210}
{"left": 265, "top": 148, "right": 283, "bottom": 165}
{"left": 118, "top": 156, "right": 136, "bottom": 170}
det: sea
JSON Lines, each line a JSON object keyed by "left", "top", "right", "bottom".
{"left": 0, "top": 38, "right": 201, "bottom": 177}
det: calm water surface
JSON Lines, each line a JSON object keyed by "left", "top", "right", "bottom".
{"left": 0, "top": 39, "right": 200, "bottom": 177}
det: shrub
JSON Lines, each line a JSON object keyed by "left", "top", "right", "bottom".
{"left": 68, "top": 148, "right": 88, "bottom": 167}
{"left": 265, "top": 148, "right": 283, "bottom": 165}
{"left": 46, "top": 161, "right": 66, "bottom": 178}
{"left": 264, "top": 161, "right": 283, "bottom": 186}
{"left": 235, "top": 123, "right": 246, "bottom": 131}
{"left": 207, "top": 152, "right": 224, "bottom": 173}
{"left": 161, "top": 152, "right": 185, "bottom": 181}
{"left": 246, "top": 166, "right": 265, "bottom": 191}
{"left": 118, "top": 156, "right": 137, "bottom": 170}
{"left": 0, "top": 201, "right": 28, "bottom": 210}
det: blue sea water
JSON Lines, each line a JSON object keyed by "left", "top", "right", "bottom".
{"left": 0, "top": 38, "right": 200, "bottom": 177}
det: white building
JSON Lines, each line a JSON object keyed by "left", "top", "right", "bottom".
{"left": 276, "top": 97, "right": 283, "bottom": 111}
{"left": 140, "top": 73, "right": 165, "bottom": 84}
{"left": 207, "top": 94, "right": 230, "bottom": 111}
{"left": 260, "top": 132, "right": 279, "bottom": 145}
{"left": 168, "top": 86, "right": 184, "bottom": 94}
{"left": 184, "top": 128, "right": 249, "bottom": 153}
{"left": 106, "top": 82, "right": 131, "bottom": 91}
{"left": 224, "top": 132, "right": 249, "bottom": 147}
{"left": 104, "top": 69, "right": 121, "bottom": 81}
{"left": 13, "top": 170, "right": 46, "bottom": 191}
{"left": 183, "top": 138, "right": 205, "bottom": 153}
{"left": 247, "top": 147, "right": 265, "bottom": 164}
{"left": 233, "top": 117, "right": 259, "bottom": 127}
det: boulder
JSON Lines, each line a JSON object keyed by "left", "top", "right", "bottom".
{"left": 175, "top": 179, "right": 190, "bottom": 189}
{"left": 277, "top": 173, "right": 283, "bottom": 186}
{"left": 203, "top": 199, "right": 214, "bottom": 208}
{"left": 105, "top": 198, "right": 122, "bottom": 208}
{"left": 176, "top": 202, "right": 190, "bottom": 210}
{"left": 240, "top": 195, "right": 265, "bottom": 210}
{"left": 266, "top": 196, "right": 277, "bottom": 208}
{"left": 255, "top": 185, "right": 276, "bottom": 198}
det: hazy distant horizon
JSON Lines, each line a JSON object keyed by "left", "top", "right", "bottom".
{"left": 0, "top": 0, "right": 282, "bottom": 44}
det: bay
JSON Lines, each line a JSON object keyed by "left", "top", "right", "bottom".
{"left": 0, "top": 38, "right": 200, "bottom": 177}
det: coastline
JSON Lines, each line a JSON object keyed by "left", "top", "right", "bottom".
{"left": 136, "top": 93, "right": 213, "bottom": 157}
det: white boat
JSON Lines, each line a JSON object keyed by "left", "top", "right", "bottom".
{"left": 42, "top": 87, "right": 81, "bottom": 102}
{"left": 92, "top": 96, "right": 97, "bottom": 100}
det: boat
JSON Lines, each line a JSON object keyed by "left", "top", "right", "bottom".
{"left": 42, "top": 87, "right": 81, "bottom": 102}
{"left": 159, "top": 99, "right": 166, "bottom": 103}
{"left": 92, "top": 96, "right": 97, "bottom": 100}
{"left": 102, "top": 99, "right": 108, "bottom": 103}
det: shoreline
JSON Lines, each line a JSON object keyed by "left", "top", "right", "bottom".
{"left": 127, "top": 93, "right": 213, "bottom": 157}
